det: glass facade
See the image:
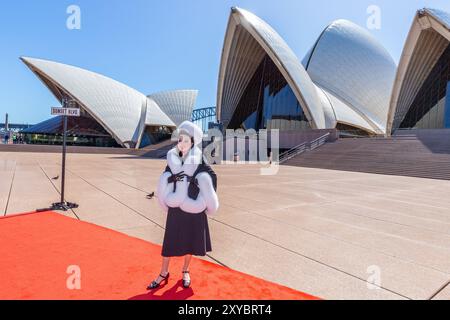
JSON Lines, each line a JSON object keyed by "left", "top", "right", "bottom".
{"left": 24, "top": 133, "right": 120, "bottom": 147}
{"left": 336, "top": 123, "right": 373, "bottom": 138}
{"left": 22, "top": 108, "right": 121, "bottom": 147}
{"left": 399, "top": 43, "right": 450, "bottom": 129}
{"left": 139, "top": 125, "right": 173, "bottom": 148}
{"left": 228, "top": 54, "right": 311, "bottom": 131}
{"left": 445, "top": 81, "right": 450, "bottom": 128}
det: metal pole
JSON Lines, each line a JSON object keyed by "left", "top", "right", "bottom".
{"left": 37, "top": 100, "right": 79, "bottom": 212}
{"left": 61, "top": 114, "right": 67, "bottom": 204}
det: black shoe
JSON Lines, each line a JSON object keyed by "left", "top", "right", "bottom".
{"left": 182, "top": 271, "right": 191, "bottom": 288}
{"left": 147, "top": 272, "right": 170, "bottom": 290}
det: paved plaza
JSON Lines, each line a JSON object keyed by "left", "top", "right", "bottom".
{"left": 1, "top": 150, "right": 450, "bottom": 300}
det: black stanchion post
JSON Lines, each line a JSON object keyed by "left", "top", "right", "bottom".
{"left": 61, "top": 113, "right": 67, "bottom": 204}
{"left": 38, "top": 98, "right": 79, "bottom": 212}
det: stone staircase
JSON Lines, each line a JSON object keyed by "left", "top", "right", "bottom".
{"left": 283, "top": 129, "right": 450, "bottom": 180}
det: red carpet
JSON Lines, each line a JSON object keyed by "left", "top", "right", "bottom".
{"left": 0, "top": 211, "right": 318, "bottom": 300}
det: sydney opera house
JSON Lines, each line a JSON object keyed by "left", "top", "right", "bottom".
{"left": 21, "top": 6, "right": 450, "bottom": 149}
{"left": 217, "top": 7, "right": 396, "bottom": 136}
{"left": 388, "top": 8, "right": 450, "bottom": 133}
{"left": 21, "top": 57, "right": 198, "bottom": 149}
{"left": 217, "top": 7, "right": 450, "bottom": 138}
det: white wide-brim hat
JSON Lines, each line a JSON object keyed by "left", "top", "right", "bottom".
{"left": 176, "top": 120, "right": 204, "bottom": 146}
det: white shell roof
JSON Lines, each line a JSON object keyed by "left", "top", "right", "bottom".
{"left": 217, "top": 8, "right": 397, "bottom": 135}
{"left": 145, "top": 97, "right": 177, "bottom": 127}
{"left": 319, "top": 86, "right": 377, "bottom": 133}
{"left": 304, "top": 19, "right": 397, "bottom": 134}
{"left": 217, "top": 7, "right": 325, "bottom": 129}
{"left": 21, "top": 57, "right": 176, "bottom": 148}
{"left": 148, "top": 90, "right": 198, "bottom": 126}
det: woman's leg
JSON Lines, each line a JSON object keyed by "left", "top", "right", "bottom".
{"left": 182, "top": 255, "right": 192, "bottom": 281}
{"left": 161, "top": 257, "right": 171, "bottom": 275}
{"left": 153, "top": 257, "right": 170, "bottom": 283}
{"left": 182, "top": 254, "right": 192, "bottom": 271}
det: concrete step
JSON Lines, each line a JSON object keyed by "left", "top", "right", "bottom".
{"left": 283, "top": 134, "right": 450, "bottom": 180}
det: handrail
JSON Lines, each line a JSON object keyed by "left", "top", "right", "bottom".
{"left": 310, "top": 132, "right": 330, "bottom": 150}
{"left": 279, "top": 142, "right": 307, "bottom": 164}
{"left": 279, "top": 141, "right": 307, "bottom": 158}
{"left": 279, "top": 132, "right": 330, "bottom": 164}
{"left": 311, "top": 132, "right": 330, "bottom": 144}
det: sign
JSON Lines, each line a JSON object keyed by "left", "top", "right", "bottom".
{"left": 51, "top": 107, "right": 80, "bottom": 117}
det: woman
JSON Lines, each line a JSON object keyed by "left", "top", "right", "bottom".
{"left": 148, "top": 121, "right": 219, "bottom": 290}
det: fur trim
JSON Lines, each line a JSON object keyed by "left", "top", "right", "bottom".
{"left": 166, "top": 148, "right": 183, "bottom": 174}
{"left": 156, "top": 171, "right": 171, "bottom": 212}
{"left": 164, "top": 178, "right": 188, "bottom": 208}
{"left": 179, "top": 193, "right": 207, "bottom": 214}
{"left": 196, "top": 172, "right": 219, "bottom": 215}
{"left": 159, "top": 146, "right": 202, "bottom": 210}
{"left": 159, "top": 146, "right": 219, "bottom": 215}
{"left": 178, "top": 171, "right": 219, "bottom": 215}
{"left": 167, "top": 145, "right": 203, "bottom": 177}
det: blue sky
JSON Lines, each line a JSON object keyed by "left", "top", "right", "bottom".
{"left": 1, "top": 0, "right": 450, "bottom": 125}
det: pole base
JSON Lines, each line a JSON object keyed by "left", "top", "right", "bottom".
{"left": 50, "top": 202, "right": 79, "bottom": 211}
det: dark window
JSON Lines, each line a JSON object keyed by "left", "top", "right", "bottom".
{"left": 399, "top": 43, "right": 450, "bottom": 130}
{"left": 140, "top": 126, "right": 173, "bottom": 148}
{"left": 445, "top": 82, "right": 450, "bottom": 128}
{"left": 336, "top": 123, "right": 373, "bottom": 138}
{"left": 228, "top": 54, "right": 311, "bottom": 131}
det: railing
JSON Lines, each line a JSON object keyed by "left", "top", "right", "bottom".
{"left": 279, "top": 133, "right": 330, "bottom": 164}
{"left": 278, "top": 142, "right": 308, "bottom": 164}
{"left": 191, "top": 107, "right": 217, "bottom": 133}
{"left": 310, "top": 133, "right": 331, "bottom": 150}
{"left": 191, "top": 107, "right": 216, "bottom": 122}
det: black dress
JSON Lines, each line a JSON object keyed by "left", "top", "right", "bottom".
{"left": 161, "top": 162, "right": 213, "bottom": 257}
